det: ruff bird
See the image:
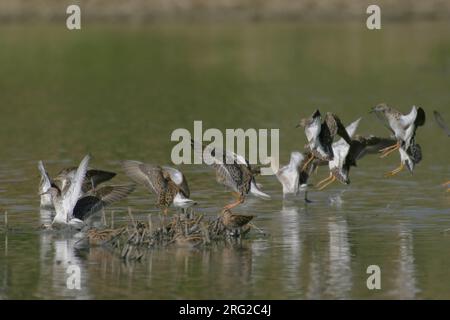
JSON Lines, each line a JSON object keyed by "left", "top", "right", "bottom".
{"left": 38, "top": 160, "right": 116, "bottom": 209}
{"left": 121, "top": 160, "right": 196, "bottom": 214}
{"left": 191, "top": 140, "right": 270, "bottom": 211}
{"left": 42, "top": 155, "right": 135, "bottom": 229}
{"left": 316, "top": 118, "right": 398, "bottom": 190}
{"left": 268, "top": 151, "right": 314, "bottom": 202}
{"left": 371, "top": 103, "right": 426, "bottom": 176}
{"left": 296, "top": 110, "right": 352, "bottom": 171}
{"left": 221, "top": 209, "right": 254, "bottom": 236}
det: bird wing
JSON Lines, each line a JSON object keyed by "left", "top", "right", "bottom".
{"left": 191, "top": 139, "right": 251, "bottom": 192}
{"left": 249, "top": 180, "right": 271, "bottom": 199}
{"left": 73, "top": 184, "right": 136, "bottom": 220}
{"left": 82, "top": 169, "right": 116, "bottom": 192}
{"left": 400, "top": 105, "right": 425, "bottom": 129}
{"left": 276, "top": 163, "right": 299, "bottom": 193}
{"left": 212, "top": 162, "right": 243, "bottom": 192}
{"left": 344, "top": 118, "right": 362, "bottom": 139}
{"left": 318, "top": 124, "right": 334, "bottom": 159}
{"left": 38, "top": 161, "right": 52, "bottom": 193}
{"left": 121, "top": 160, "right": 166, "bottom": 195}
{"left": 161, "top": 166, "right": 190, "bottom": 198}
{"left": 371, "top": 108, "right": 395, "bottom": 134}
{"left": 408, "top": 142, "right": 422, "bottom": 164}
{"left": 62, "top": 154, "right": 90, "bottom": 219}
{"left": 351, "top": 135, "right": 397, "bottom": 160}
{"left": 92, "top": 184, "right": 136, "bottom": 205}
{"left": 415, "top": 107, "right": 426, "bottom": 127}
{"left": 330, "top": 117, "right": 362, "bottom": 156}
{"left": 304, "top": 112, "right": 322, "bottom": 144}
{"left": 433, "top": 111, "right": 449, "bottom": 136}
{"left": 324, "top": 112, "right": 352, "bottom": 144}
{"left": 330, "top": 140, "right": 350, "bottom": 169}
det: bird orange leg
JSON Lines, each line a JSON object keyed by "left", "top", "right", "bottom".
{"left": 317, "top": 175, "right": 336, "bottom": 191}
{"left": 316, "top": 172, "right": 333, "bottom": 188}
{"left": 223, "top": 193, "right": 244, "bottom": 211}
{"left": 302, "top": 153, "right": 315, "bottom": 171}
{"left": 379, "top": 142, "right": 400, "bottom": 158}
{"left": 384, "top": 162, "right": 404, "bottom": 177}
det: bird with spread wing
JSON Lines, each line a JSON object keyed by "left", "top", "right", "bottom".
{"left": 121, "top": 160, "right": 196, "bottom": 214}
{"left": 296, "top": 109, "right": 353, "bottom": 171}
{"left": 41, "top": 155, "right": 135, "bottom": 229}
{"left": 370, "top": 103, "right": 425, "bottom": 176}
{"left": 38, "top": 160, "right": 116, "bottom": 209}
{"left": 315, "top": 118, "right": 398, "bottom": 190}
{"left": 191, "top": 139, "right": 270, "bottom": 212}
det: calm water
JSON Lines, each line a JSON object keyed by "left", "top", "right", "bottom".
{"left": 0, "top": 22, "right": 449, "bottom": 299}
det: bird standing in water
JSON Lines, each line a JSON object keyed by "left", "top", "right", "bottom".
{"left": 371, "top": 103, "right": 426, "bottom": 176}
{"left": 42, "top": 155, "right": 135, "bottom": 229}
{"left": 121, "top": 160, "right": 196, "bottom": 214}
{"left": 221, "top": 209, "right": 254, "bottom": 236}
{"left": 38, "top": 160, "right": 116, "bottom": 209}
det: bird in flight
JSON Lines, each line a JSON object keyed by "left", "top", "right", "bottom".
{"left": 371, "top": 103, "right": 425, "bottom": 176}
{"left": 121, "top": 160, "right": 196, "bottom": 215}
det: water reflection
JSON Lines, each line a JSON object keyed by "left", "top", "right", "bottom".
{"left": 39, "top": 209, "right": 53, "bottom": 226}
{"left": 36, "top": 232, "right": 91, "bottom": 299}
{"left": 0, "top": 234, "right": 8, "bottom": 299}
{"left": 393, "top": 223, "right": 419, "bottom": 299}
{"left": 328, "top": 190, "right": 347, "bottom": 209}
{"left": 326, "top": 216, "right": 352, "bottom": 299}
{"left": 280, "top": 204, "right": 303, "bottom": 296}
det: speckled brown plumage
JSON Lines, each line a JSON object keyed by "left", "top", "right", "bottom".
{"left": 121, "top": 160, "right": 195, "bottom": 213}
{"left": 221, "top": 209, "right": 254, "bottom": 230}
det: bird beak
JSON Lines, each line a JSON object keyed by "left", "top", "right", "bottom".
{"left": 295, "top": 124, "right": 301, "bottom": 128}
{"left": 39, "top": 191, "right": 49, "bottom": 196}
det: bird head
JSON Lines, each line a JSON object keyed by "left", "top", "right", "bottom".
{"left": 40, "top": 186, "right": 59, "bottom": 198}
{"left": 370, "top": 103, "right": 389, "bottom": 114}
{"left": 295, "top": 118, "right": 308, "bottom": 128}
{"left": 296, "top": 109, "right": 321, "bottom": 128}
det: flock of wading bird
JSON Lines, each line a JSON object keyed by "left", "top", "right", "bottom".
{"left": 38, "top": 104, "right": 450, "bottom": 234}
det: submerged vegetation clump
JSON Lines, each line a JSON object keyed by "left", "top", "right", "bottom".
{"left": 81, "top": 210, "right": 260, "bottom": 261}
